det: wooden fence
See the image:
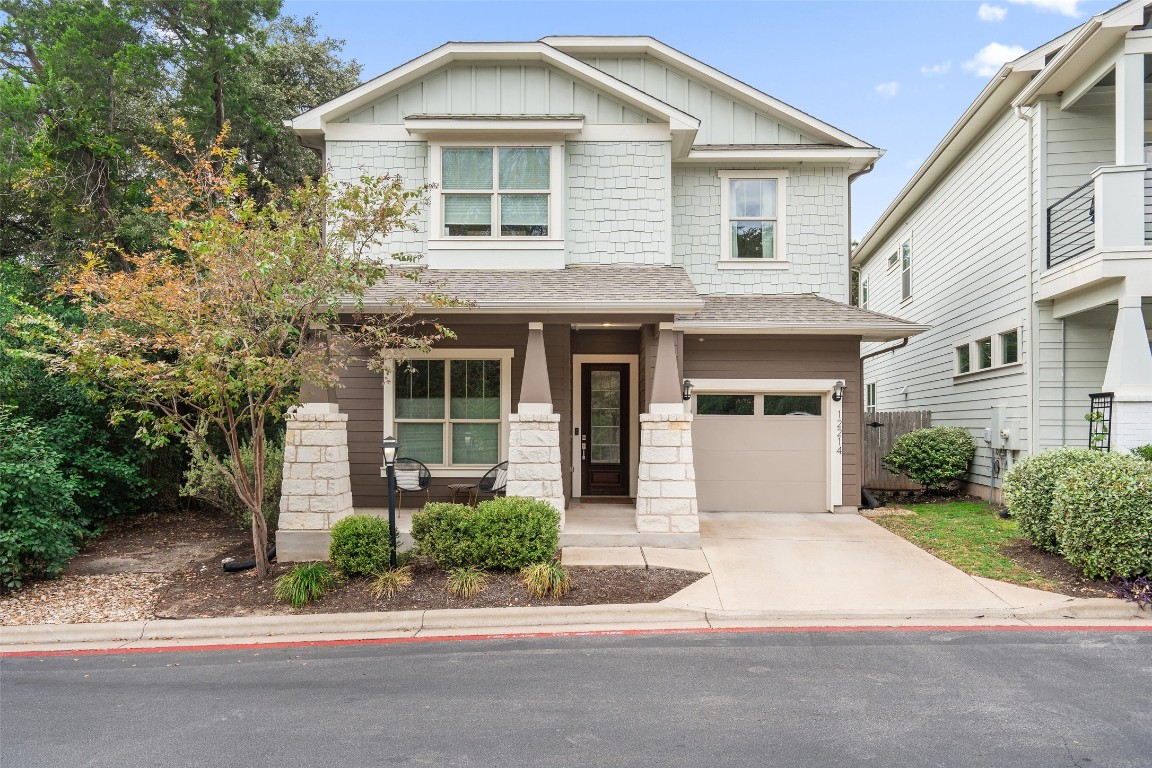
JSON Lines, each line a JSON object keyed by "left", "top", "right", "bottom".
{"left": 863, "top": 410, "right": 932, "bottom": 491}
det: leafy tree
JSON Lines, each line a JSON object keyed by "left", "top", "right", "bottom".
{"left": 45, "top": 124, "right": 455, "bottom": 577}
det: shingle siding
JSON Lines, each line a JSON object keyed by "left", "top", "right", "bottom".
{"left": 565, "top": 141, "right": 671, "bottom": 264}
{"left": 327, "top": 141, "right": 428, "bottom": 257}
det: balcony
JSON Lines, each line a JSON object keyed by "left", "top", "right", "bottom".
{"left": 1047, "top": 164, "right": 1152, "bottom": 269}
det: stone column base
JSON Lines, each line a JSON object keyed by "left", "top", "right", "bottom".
{"left": 1111, "top": 397, "right": 1152, "bottom": 453}
{"left": 635, "top": 412, "right": 698, "bottom": 534}
{"left": 275, "top": 403, "right": 355, "bottom": 562}
{"left": 506, "top": 412, "right": 565, "bottom": 525}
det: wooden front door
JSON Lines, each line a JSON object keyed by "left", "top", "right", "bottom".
{"left": 580, "top": 363, "right": 630, "bottom": 497}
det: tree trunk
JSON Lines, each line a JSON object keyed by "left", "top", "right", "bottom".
{"left": 249, "top": 500, "right": 270, "bottom": 578}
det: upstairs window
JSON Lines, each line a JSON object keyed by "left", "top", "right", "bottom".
{"left": 861, "top": 279, "right": 869, "bottom": 309}
{"left": 719, "top": 170, "right": 787, "bottom": 263}
{"left": 900, "top": 239, "right": 912, "bottom": 301}
{"left": 441, "top": 147, "right": 550, "bottom": 238}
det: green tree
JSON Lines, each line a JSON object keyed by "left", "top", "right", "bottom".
{"left": 45, "top": 124, "right": 455, "bottom": 577}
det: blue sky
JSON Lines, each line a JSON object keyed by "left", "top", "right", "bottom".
{"left": 282, "top": 0, "right": 1113, "bottom": 238}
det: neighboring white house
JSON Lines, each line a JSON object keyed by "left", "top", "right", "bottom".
{"left": 854, "top": 0, "right": 1152, "bottom": 499}
{"left": 276, "top": 36, "right": 927, "bottom": 560}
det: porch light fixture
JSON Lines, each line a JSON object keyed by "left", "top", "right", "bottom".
{"left": 831, "top": 381, "right": 846, "bottom": 402}
{"left": 381, "top": 435, "right": 399, "bottom": 568}
{"left": 682, "top": 379, "right": 693, "bottom": 402}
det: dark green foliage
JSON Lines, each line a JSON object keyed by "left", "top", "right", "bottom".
{"left": 1052, "top": 453, "right": 1152, "bottom": 580}
{"left": 274, "top": 561, "right": 335, "bottom": 609}
{"left": 328, "top": 514, "right": 392, "bottom": 577}
{"left": 1132, "top": 445, "right": 1152, "bottom": 462}
{"left": 411, "top": 497, "right": 561, "bottom": 570}
{"left": 882, "top": 426, "right": 976, "bottom": 491}
{"left": 181, "top": 435, "right": 284, "bottom": 530}
{"left": 1002, "top": 448, "right": 1104, "bottom": 552}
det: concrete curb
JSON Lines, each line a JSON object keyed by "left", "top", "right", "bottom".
{"left": 2, "top": 599, "right": 1148, "bottom": 648}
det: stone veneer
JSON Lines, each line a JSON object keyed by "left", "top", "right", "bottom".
{"left": 276, "top": 403, "right": 355, "bottom": 561}
{"left": 505, "top": 412, "right": 565, "bottom": 525}
{"left": 635, "top": 413, "right": 699, "bottom": 534}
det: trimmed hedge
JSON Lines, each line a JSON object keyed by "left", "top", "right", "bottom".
{"left": 411, "top": 497, "right": 560, "bottom": 570}
{"left": 328, "top": 514, "right": 392, "bottom": 577}
{"left": 1001, "top": 447, "right": 1104, "bottom": 553}
{"left": 882, "top": 426, "right": 976, "bottom": 490}
{"left": 1052, "top": 452, "right": 1152, "bottom": 580}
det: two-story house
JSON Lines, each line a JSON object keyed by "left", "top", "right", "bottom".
{"left": 854, "top": 1, "right": 1152, "bottom": 501}
{"left": 276, "top": 37, "right": 925, "bottom": 561}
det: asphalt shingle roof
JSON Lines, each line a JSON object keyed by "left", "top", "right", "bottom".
{"left": 676, "top": 294, "right": 926, "bottom": 330}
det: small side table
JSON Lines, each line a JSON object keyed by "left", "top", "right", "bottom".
{"left": 447, "top": 483, "right": 476, "bottom": 506}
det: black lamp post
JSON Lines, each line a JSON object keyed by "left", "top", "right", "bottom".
{"left": 381, "top": 435, "right": 399, "bottom": 568}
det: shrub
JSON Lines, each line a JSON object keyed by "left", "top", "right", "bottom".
{"left": 328, "top": 514, "right": 392, "bottom": 577}
{"left": 522, "top": 560, "right": 571, "bottom": 598}
{"left": 275, "top": 562, "right": 336, "bottom": 609}
{"left": 181, "top": 436, "right": 284, "bottom": 531}
{"left": 372, "top": 566, "right": 413, "bottom": 599}
{"left": 411, "top": 497, "right": 560, "bottom": 570}
{"left": 1002, "top": 448, "right": 1104, "bottom": 553}
{"left": 446, "top": 566, "right": 487, "bottom": 598}
{"left": 1132, "top": 445, "right": 1152, "bottom": 462}
{"left": 882, "top": 426, "right": 976, "bottom": 491}
{"left": 1052, "top": 452, "right": 1152, "bottom": 580}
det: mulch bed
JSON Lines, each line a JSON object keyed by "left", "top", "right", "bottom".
{"left": 155, "top": 543, "right": 702, "bottom": 619}
{"left": 1000, "top": 539, "right": 1115, "bottom": 599}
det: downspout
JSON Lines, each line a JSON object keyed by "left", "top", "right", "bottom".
{"left": 860, "top": 337, "right": 909, "bottom": 363}
{"left": 1014, "top": 103, "right": 1037, "bottom": 461}
{"left": 848, "top": 161, "right": 877, "bottom": 301}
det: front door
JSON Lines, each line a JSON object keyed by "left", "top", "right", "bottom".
{"left": 580, "top": 363, "right": 630, "bottom": 496}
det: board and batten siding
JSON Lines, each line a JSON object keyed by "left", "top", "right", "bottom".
{"left": 681, "top": 335, "right": 863, "bottom": 506}
{"left": 339, "top": 64, "right": 654, "bottom": 125}
{"left": 576, "top": 54, "right": 826, "bottom": 146}
{"left": 671, "top": 164, "right": 849, "bottom": 300}
{"left": 859, "top": 109, "right": 1032, "bottom": 487}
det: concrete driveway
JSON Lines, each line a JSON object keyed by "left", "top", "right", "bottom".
{"left": 662, "top": 512, "right": 1074, "bottom": 615}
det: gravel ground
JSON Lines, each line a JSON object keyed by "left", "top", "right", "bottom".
{"left": 0, "top": 574, "right": 171, "bottom": 626}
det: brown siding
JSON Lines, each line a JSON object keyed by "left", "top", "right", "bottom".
{"left": 337, "top": 321, "right": 572, "bottom": 508}
{"left": 570, "top": 329, "right": 640, "bottom": 356}
{"left": 682, "top": 335, "right": 864, "bottom": 507}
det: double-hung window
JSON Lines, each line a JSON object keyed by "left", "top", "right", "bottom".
{"left": 719, "top": 170, "right": 787, "bottom": 262}
{"left": 442, "top": 147, "right": 550, "bottom": 238}
{"left": 393, "top": 356, "right": 509, "bottom": 468}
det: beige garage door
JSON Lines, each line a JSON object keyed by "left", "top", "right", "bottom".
{"left": 693, "top": 393, "right": 827, "bottom": 513}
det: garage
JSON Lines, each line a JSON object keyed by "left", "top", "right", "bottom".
{"left": 692, "top": 392, "right": 828, "bottom": 513}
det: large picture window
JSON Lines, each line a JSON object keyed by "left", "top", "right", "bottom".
{"left": 394, "top": 358, "right": 504, "bottom": 467}
{"left": 719, "top": 170, "right": 787, "bottom": 263}
{"left": 442, "top": 147, "right": 550, "bottom": 238}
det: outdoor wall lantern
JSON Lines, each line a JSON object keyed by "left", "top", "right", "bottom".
{"left": 831, "top": 380, "right": 846, "bottom": 402}
{"left": 380, "top": 435, "right": 399, "bottom": 568}
{"left": 681, "top": 379, "right": 693, "bottom": 402}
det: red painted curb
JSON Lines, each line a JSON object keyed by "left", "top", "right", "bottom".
{"left": 3, "top": 623, "right": 1149, "bottom": 659}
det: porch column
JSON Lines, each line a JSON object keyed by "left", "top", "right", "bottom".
{"left": 1095, "top": 51, "right": 1147, "bottom": 251}
{"left": 506, "top": 322, "right": 565, "bottom": 521}
{"left": 1103, "top": 296, "right": 1152, "bottom": 452}
{"left": 276, "top": 402, "right": 355, "bottom": 562}
{"left": 1114, "top": 51, "right": 1144, "bottom": 167}
{"left": 636, "top": 323, "right": 699, "bottom": 536}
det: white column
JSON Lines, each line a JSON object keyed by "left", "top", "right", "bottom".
{"left": 1103, "top": 296, "right": 1152, "bottom": 453}
{"left": 1115, "top": 52, "right": 1144, "bottom": 167}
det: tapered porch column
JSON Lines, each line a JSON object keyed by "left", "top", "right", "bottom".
{"left": 1103, "top": 296, "right": 1152, "bottom": 451}
{"left": 636, "top": 323, "right": 698, "bottom": 536}
{"left": 505, "top": 322, "right": 565, "bottom": 521}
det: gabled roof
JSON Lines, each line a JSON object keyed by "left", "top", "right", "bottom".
{"left": 853, "top": 0, "right": 1150, "bottom": 267}
{"left": 542, "top": 36, "right": 876, "bottom": 150}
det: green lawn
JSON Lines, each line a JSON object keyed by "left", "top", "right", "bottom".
{"left": 871, "top": 501, "right": 1058, "bottom": 591}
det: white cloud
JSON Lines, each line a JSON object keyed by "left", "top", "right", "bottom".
{"left": 874, "top": 81, "right": 900, "bottom": 98}
{"left": 1006, "top": 0, "right": 1081, "bottom": 16}
{"left": 963, "top": 42, "right": 1027, "bottom": 77}
{"left": 920, "top": 61, "right": 952, "bottom": 77}
{"left": 977, "top": 3, "right": 1008, "bottom": 21}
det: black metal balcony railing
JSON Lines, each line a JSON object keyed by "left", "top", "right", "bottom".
{"left": 1046, "top": 179, "right": 1095, "bottom": 269}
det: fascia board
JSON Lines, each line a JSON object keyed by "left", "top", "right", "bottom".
{"left": 682, "top": 148, "right": 884, "bottom": 163}
{"left": 542, "top": 35, "right": 876, "bottom": 149}
{"left": 403, "top": 116, "right": 585, "bottom": 135}
{"left": 290, "top": 41, "right": 700, "bottom": 135}
{"left": 852, "top": 69, "right": 1031, "bottom": 267}
{"left": 671, "top": 321, "right": 931, "bottom": 341}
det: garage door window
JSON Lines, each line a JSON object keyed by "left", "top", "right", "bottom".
{"left": 763, "top": 395, "right": 822, "bottom": 416}
{"left": 696, "top": 394, "right": 755, "bottom": 415}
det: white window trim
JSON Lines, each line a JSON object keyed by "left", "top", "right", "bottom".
{"left": 381, "top": 348, "right": 515, "bottom": 477}
{"left": 861, "top": 277, "right": 870, "bottom": 310}
{"left": 865, "top": 381, "right": 877, "bottom": 409}
{"left": 427, "top": 141, "right": 564, "bottom": 251}
{"left": 718, "top": 169, "right": 788, "bottom": 265}
{"left": 953, "top": 327, "right": 1024, "bottom": 380}
{"left": 687, "top": 378, "right": 843, "bottom": 511}
{"left": 899, "top": 236, "right": 913, "bottom": 304}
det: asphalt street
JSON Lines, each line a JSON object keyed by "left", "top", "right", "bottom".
{"left": 3, "top": 628, "right": 1150, "bottom": 767}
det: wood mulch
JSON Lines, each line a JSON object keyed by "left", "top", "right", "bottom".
{"left": 999, "top": 539, "right": 1116, "bottom": 599}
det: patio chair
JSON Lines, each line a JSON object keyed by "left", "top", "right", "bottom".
{"left": 393, "top": 457, "right": 432, "bottom": 507}
{"left": 447, "top": 461, "right": 509, "bottom": 506}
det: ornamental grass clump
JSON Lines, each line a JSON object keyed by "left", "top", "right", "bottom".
{"left": 275, "top": 562, "right": 336, "bottom": 609}
{"left": 521, "top": 560, "right": 571, "bottom": 598}
{"left": 329, "top": 514, "right": 392, "bottom": 577}
{"left": 446, "top": 566, "right": 487, "bottom": 599}
{"left": 371, "top": 566, "right": 413, "bottom": 599}
{"left": 1052, "top": 452, "right": 1152, "bottom": 580}
{"left": 882, "top": 426, "right": 976, "bottom": 491}
{"left": 1002, "top": 447, "right": 1105, "bottom": 552}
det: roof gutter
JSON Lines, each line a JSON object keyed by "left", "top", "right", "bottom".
{"left": 860, "top": 337, "right": 909, "bottom": 362}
